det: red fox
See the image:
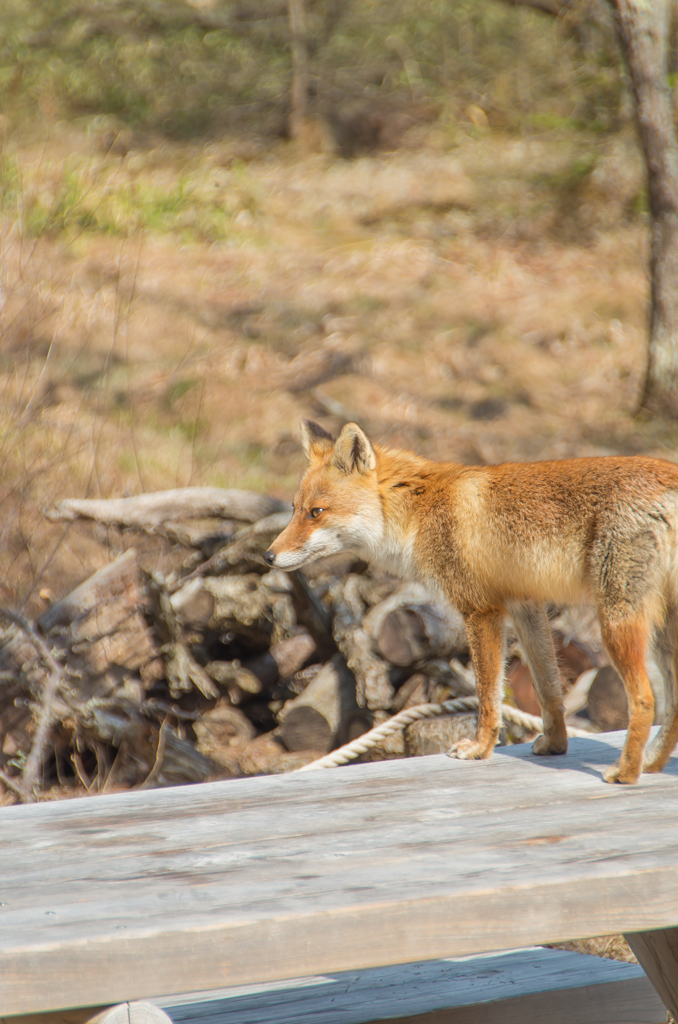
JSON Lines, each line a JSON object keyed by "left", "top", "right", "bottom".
{"left": 264, "top": 420, "right": 678, "bottom": 784}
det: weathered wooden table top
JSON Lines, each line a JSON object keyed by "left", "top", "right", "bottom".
{"left": 1, "top": 730, "right": 677, "bottom": 1015}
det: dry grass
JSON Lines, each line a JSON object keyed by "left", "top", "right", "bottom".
{"left": 548, "top": 935, "right": 638, "bottom": 964}
{"left": 0, "top": 120, "right": 668, "bottom": 612}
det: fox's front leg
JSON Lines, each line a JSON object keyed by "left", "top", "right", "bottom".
{"left": 448, "top": 610, "right": 505, "bottom": 761}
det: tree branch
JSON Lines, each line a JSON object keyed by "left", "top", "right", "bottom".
{"left": 46, "top": 488, "right": 285, "bottom": 531}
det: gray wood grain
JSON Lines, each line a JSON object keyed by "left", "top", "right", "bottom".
{"left": 1, "top": 730, "right": 677, "bottom": 1014}
{"left": 155, "top": 947, "right": 666, "bottom": 1024}
{"left": 625, "top": 928, "right": 678, "bottom": 1019}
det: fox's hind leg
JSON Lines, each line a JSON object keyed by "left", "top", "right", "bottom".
{"left": 509, "top": 603, "right": 568, "bottom": 756}
{"left": 592, "top": 523, "right": 663, "bottom": 783}
{"left": 644, "top": 607, "right": 678, "bottom": 773}
{"left": 448, "top": 610, "right": 505, "bottom": 760}
{"left": 598, "top": 615, "right": 654, "bottom": 784}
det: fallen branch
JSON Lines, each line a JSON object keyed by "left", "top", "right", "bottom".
{"left": 172, "top": 510, "right": 292, "bottom": 587}
{"left": 46, "top": 488, "right": 285, "bottom": 531}
{"left": 0, "top": 768, "right": 30, "bottom": 799}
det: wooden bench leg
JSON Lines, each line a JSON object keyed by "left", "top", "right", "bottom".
{"left": 624, "top": 928, "right": 678, "bottom": 1020}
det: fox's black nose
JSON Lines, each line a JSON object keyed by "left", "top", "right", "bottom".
{"left": 263, "top": 549, "right": 275, "bottom": 565}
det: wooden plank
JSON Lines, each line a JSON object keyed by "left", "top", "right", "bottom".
{"left": 624, "top": 927, "right": 678, "bottom": 1020}
{"left": 0, "top": 731, "right": 677, "bottom": 1014}
{"left": 4, "top": 949, "right": 665, "bottom": 1024}
{"left": 154, "top": 947, "right": 666, "bottom": 1024}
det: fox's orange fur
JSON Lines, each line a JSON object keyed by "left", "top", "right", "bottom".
{"left": 266, "top": 421, "right": 678, "bottom": 783}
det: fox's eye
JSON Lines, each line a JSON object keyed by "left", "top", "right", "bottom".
{"left": 310, "top": 508, "right": 324, "bottom": 518}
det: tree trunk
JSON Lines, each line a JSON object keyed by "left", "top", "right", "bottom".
{"left": 288, "top": 0, "right": 308, "bottom": 140}
{"left": 608, "top": 0, "right": 678, "bottom": 417}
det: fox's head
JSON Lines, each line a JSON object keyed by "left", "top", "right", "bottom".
{"left": 264, "top": 420, "right": 383, "bottom": 570}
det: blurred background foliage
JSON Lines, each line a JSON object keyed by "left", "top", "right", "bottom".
{"left": 0, "top": 0, "right": 625, "bottom": 143}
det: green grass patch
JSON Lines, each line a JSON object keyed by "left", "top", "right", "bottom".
{"left": 533, "top": 152, "right": 600, "bottom": 193}
{"left": 165, "top": 378, "right": 201, "bottom": 410}
{"left": 0, "top": 156, "right": 240, "bottom": 243}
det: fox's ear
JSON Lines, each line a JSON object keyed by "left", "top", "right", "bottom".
{"left": 300, "top": 420, "right": 335, "bottom": 462}
{"left": 332, "top": 422, "right": 377, "bottom": 474}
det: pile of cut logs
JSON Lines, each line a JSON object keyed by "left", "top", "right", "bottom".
{"left": 0, "top": 488, "right": 642, "bottom": 803}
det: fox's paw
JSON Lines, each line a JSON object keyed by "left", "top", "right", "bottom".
{"left": 447, "top": 738, "right": 493, "bottom": 761}
{"left": 532, "top": 733, "right": 568, "bottom": 756}
{"left": 603, "top": 759, "right": 640, "bottom": 785}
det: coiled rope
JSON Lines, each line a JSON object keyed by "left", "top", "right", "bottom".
{"left": 295, "top": 696, "right": 592, "bottom": 771}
